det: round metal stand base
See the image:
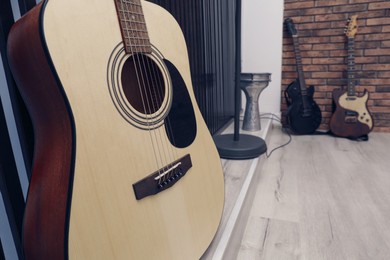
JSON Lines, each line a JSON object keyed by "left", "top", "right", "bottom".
{"left": 213, "top": 134, "right": 267, "bottom": 160}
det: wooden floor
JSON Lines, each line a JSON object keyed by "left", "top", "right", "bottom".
{"left": 233, "top": 127, "right": 390, "bottom": 260}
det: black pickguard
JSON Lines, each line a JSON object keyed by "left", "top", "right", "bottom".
{"left": 285, "top": 79, "right": 322, "bottom": 135}
{"left": 163, "top": 59, "right": 197, "bottom": 148}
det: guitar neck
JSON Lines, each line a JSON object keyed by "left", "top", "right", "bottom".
{"left": 292, "top": 36, "right": 308, "bottom": 96}
{"left": 347, "top": 37, "right": 356, "bottom": 96}
{"left": 114, "top": 0, "right": 152, "bottom": 54}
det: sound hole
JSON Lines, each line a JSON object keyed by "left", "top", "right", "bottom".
{"left": 121, "top": 54, "right": 165, "bottom": 114}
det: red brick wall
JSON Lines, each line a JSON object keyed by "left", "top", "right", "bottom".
{"left": 282, "top": 0, "right": 390, "bottom": 132}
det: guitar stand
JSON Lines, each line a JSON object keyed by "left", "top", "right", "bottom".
{"left": 213, "top": 0, "right": 267, "bottom": 160}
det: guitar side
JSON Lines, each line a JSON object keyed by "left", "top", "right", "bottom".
{"left": 330, "top": 89, "right": 373, "bottom": 138}
{"left": 7, "top": 0, "right": 224, "bottom": 259}
{"left": 7, "top": 2, "right": 74, "bottom": 259}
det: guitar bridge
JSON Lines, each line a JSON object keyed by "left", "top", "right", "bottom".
{"left": 345, "top": 116, "right": 357, "bottom": 123}
{"left": 132, "top": 154, "right": 192, "bottom": 200}
{"left": 302, "top": 108, "right": 312, "bottom": 117}
{"left": 345, "top": 110, "right": 358, "bottom": 123}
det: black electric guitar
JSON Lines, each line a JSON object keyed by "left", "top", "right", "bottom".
{"left": 330, "top": 15, "right": 373, "bottom": 138}
{"left": 284, "top": 18, "right": 322, "bottom": 134}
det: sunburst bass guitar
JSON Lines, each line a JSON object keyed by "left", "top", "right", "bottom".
{"left": 330, "top": 15, "right": 373, "bottom": 138}
{"left": 7, "top": 0, "right": 224, "bottom": 259}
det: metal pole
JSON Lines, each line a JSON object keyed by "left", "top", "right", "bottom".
{"left": 233, "top": 0, "right": 241, "bottom": 141}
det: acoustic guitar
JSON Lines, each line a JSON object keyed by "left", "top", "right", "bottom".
{"left": 7, "top": 0, "right": 224, "bottom": 259}
{"left": 284, "top": 18, "right": 322, "bottom": 135}
{"left": 330, "top": 15, "right": 373, "bottom": 138}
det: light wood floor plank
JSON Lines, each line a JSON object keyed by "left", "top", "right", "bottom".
{"left": 237, "top": 217, "right": 300, "bottom": 260}
{"left": 238, "top": 128, "right": 390, "bottom": 260}
{"left": 202, "top": 119, "right": 272, "bottom": 259}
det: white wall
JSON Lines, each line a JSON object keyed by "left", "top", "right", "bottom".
{"left": 241, "top": 0, "right": 284, "bottom": 116}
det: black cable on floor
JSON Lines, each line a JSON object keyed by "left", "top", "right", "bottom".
{"left": 260, "top": 113, "right": 292, "bottom": 158}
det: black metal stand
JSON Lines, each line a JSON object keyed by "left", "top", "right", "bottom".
{"left": 213, "top": 0, "right": 267, "bottom": 160}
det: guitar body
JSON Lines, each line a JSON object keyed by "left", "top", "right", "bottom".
{"left": 7, "top": 1, "right": 224, "bottom": 259}
{"left": 330, "top": 89, "right": 373, "bottom": 138}
{"left": 285, "top": 79, "right": 322, "bottom": 134}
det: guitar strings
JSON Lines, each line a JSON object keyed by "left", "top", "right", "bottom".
{"left": 146, "top": 46, "right": 179, "bottom": 183}
{"left": 132, "top": 1, "right": 179, "bottom": 181}
{"left": 123, "top": 1, "right": 177, "bottom": 184}
{"left": 141, "top": 47, "right": 179, "bottom": 183}
{"left": 120, "top": 0, "right": 163, "bottom": 179}
{"left": 123, "top": 1, "right": 166, "bottom": 171}
{"left": 130, "top": 2, "right": 179, "bottom": 183}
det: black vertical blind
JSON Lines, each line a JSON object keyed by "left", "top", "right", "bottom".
{"left": 0, "top": 241, "right": 4, "bottom": 260}
{"left": 0, "top": 0, "right": 32, "bottom": 259}
{"left": 149, "top": 0, "right": 235, "bottom": 134}
{"left": 1, "top": 0, "right": 34, "bottom": 178}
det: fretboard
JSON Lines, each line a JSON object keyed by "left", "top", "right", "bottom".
{"left": 114, "top": 0, "right": 152, "bottom": 54}
{"left": 347, "top": 37, "right": 356, "bottom": 96}
{"left": 292, "top": 36, "right": 307, "bottom": 96}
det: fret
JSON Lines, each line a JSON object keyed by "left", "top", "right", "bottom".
{"left": 125, "top": 43, "right": 151, "bottom": 48}
{"left": 118, "top": 9, "right": 143, "bottom": 15}
{"left": 123, "top": 41, "right": 150, "bottom": 53}
{"left": 120, "top": 13, "right": 144, "bottom": 22}
{"left": 122, "top": 28, "right": 148, "bottom": 33}
{"left": 114, "top": 0, "right": 152, "bottom": 54}
{"left": 117, "top": 6, "right": 143, "bottom": 12}
{"left": 117, "top": 9, "right": 143, "bottom": 17}
{"left": 124, "top": 37, "right": 149, "bottom": 46}
{"left": 122, "top": 34, "right": 149, "bottom": 40}
{"left": 124, "top": 36, "right": 150, "bottom": 40}
{"left": 119, "top": 12, "right": 145, "bottom": 23}
{"left": 122, "top": 31, "right": 148, "bottom": 38}
{"left": 121, "top": 20, "right": 147, "bottom": 25}
{"left": 121, "top": 20, "right": 146, "bottom": 26}
{"left": 123, "top": 38, "right": 150, "bottom": 44}
{"left": 122, "top": 0, "right": 142, "bottom": 6}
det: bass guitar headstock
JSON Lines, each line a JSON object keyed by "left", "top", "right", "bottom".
{"left": 345, "top": 15, "right": 358, "bottom": 38}
{"left": 285, "top": 18, "right": 298, "bottom": 37}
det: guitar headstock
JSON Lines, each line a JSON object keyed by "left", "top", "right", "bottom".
{"left": 345, "top": 15, "right": 358, "bottom": 38}
{"left": 285, "top": 18, "right": 298, "bottom": 37}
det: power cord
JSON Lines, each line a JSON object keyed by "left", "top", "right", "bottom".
{"left": 259, "top": 113, "right": 292, "bottom": 158}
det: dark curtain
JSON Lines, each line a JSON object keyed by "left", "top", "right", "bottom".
{"left": 149, "top": 0, "right": 236, "bottom": 134}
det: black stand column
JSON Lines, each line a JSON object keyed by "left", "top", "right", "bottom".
{"left": 213, "top": 0, "right": 267, "bottom": 160}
